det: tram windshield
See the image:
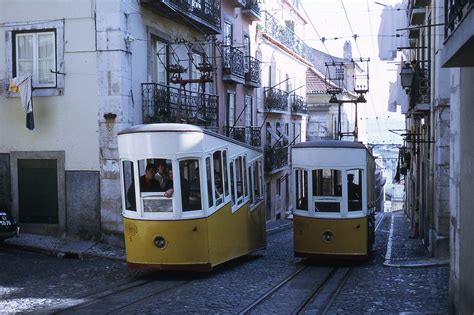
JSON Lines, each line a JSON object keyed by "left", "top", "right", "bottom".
{"left": 312, "top": 169, "right": 342, "bottom": 212}
{"left": 347, "top": 169, "right": 363, "bottom": 211}
{"left": 295, "top": 169, "right": 308, "bottom": 211}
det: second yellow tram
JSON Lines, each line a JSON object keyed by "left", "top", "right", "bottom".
{"left": 118, "top": 124, "right": 266, "bottom": 271}
{"left": 291, "top": 140, "right": 376, "bottom": 260}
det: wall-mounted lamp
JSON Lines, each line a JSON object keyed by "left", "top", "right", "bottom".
{"left": 400, "top": 62, "right": 415, "bottom": 93}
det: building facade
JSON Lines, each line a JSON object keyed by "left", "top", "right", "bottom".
{"left": 256, "top": 0, "right": 309, "bottom": 220}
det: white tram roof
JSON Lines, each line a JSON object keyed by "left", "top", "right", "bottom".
{"left": 292, "top": 140, "right": 372, "bottom": 168}
{"left": 118, "top": 123, "right": 262, "bottom": 161}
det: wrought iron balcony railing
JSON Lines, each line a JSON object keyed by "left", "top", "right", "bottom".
{"left": 263, "top": 12, "right": 312, "bottom": 61}
{"left": 409, "top": 60, "right": 431, "bottom": 108}
{"left": 264, "top": 145, "right": 288, "bottom": 172}
{"left": 445, "top": 0, "right": 473, "bottom": 38}
{"left": 223, "top": 45, "right": 245, "bottom": 83}
{"left": 244, "top": 56, "right": 261, "bottom": 87}
{"left": 291, "top": 94, "right": 307, "bottom": 114}
{"left": 224, "top": 126, "right": 262, "bottom": 147}
{"left": 142, "top": 83, "right": 218, "bottom": 125}
{"left": 242, "top": 0, "right": 262, "bottom": 20}
{"left": 264, "top": 87, "right": 289, "bottom": 112}
{"left": 169, "top": 0, "right": 221, "bottom": 32}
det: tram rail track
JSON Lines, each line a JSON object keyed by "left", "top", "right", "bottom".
{"left": 240, "top": 211, "right": 388, "bottom": 315}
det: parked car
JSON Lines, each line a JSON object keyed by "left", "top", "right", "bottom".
{"left": 0, "top": 209, "right": 19, "bottom": 242}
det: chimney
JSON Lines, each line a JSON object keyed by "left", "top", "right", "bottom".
{"left": 343, "top": 41, "right": 352, "bottom": 60}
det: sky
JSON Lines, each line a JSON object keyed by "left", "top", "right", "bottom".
{"left": 300, "top": 0, "right": 405, "bottom": 144}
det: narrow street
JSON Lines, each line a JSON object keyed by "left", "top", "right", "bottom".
{"left": 0, "top": 212, "right": 448, "bottom": 314}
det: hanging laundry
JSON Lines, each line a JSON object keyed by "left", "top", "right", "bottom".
{"left": 12, "top": 75, "right": 35, "bottom": 130}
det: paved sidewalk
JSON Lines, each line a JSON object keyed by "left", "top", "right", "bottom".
{"left": 383, "top": 210, "right": 449, "bottom": 268}
{"left": 2, "top": 218, "right": 293, "bottom": 261}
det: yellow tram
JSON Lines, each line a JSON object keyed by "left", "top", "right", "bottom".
{"left": 291, "top": 140, "right": 376, "bottom": 260}
{"left": 118, "top": 124, "right": 266, "bottom": 271}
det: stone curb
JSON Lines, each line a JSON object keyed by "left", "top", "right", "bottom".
{"left": 383, "top": 258, "right": 450, "bottom": 268}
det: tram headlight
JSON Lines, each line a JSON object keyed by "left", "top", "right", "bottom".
{"left": 154, "top": 236, "right": 166, "bottom": 249}
{"left": 322, "top": 231, "right": 334, "bottom": 242}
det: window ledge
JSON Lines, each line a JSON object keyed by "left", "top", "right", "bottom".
{"left": 6, "top": 88, "right": 64, "bottom": 98}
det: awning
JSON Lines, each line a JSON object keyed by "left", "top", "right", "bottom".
{"left": 276, "top": 126, "right": 290, "bottom": 141}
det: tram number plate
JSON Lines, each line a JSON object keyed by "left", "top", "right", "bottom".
{"left": 0, "top": 212, "right": 13, "bottom": 226}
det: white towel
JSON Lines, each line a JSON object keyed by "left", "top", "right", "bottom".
{"left": 13, "top": 75, "right": 32, "bottom": 113}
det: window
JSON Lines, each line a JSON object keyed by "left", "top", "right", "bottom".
{"left": 295, "top": 169, "right": 308, "bottom": 211}
{"left": 136, "top": 159, "right": 174, "bottom": 213}
{"left": 213, "top": 151, "right": 224, "bottom": 205}
{"left": 347, "top": 169, "right": 363, "bottom": 211}
{"left": 122, "top": 161, "right": 136, "bottom": 211}
{"left": 312, "top": 169, "right": 342, "bottom": 213}
{"left": 190, "top": 52, "right": 204, "bottom": 93}
{"left": 230, "top": 161, "right": 235, "bottom": 205}
{"left": 243, "top": 35, "right": 250, "bottom": 72}
{"left": 14, "top": 31, "right": 56, "bottom": 87}
{"left": 223, "top": 150, "right": 229, "bottom": 197}
{"left": 253, "top": 160, "right": 263, "bottom": 202}
{"left": 243, "top": 156, "right": 248, "bottom": 198}
{"left": 179, "top": 159, "right": 202, "bottom": 211}
{"left": 227, "top": 92, "right": 236, "bottom": 127}
{"left": 151, "top": 37, "right": 168, "bottom": 85}
{"left": 235, "top": 157, "right": 243, "bottom": 202}
{"left": 206, "top": 157, "right": 213, "bottom": 208}
{"left": 6, "top": 20, "right": 64, "bottom": 95}
{"left": 249, "top": 165, "right": 254, "bottom": 205}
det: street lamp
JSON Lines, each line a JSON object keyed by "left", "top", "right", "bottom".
{"left": 400, "top": 62, "right": 415, "bottom": 93}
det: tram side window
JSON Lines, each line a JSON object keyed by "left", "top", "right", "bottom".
{"left": 223, "top": 150, "right": 229, "bottom": 197}
{"left": 179, "top": 159, "right": 202, "bottom": 211}
{"left": 295, "top": 169, "right": 308, "bottom": 211}
{"left": 347, "top": 169, "right": 363, "bottom": 211}
{"left": 213, "top": 151, "right": 224, "bottom": 205}
{"left": 235, "top": 157, "right": 244, "bottom": 204}
{"left": 312, "top": 169, "right": 341, "bottom": 212}
{"left": 243, "top": 156, "right": 248, "bottom": 199}
{"left": 253, "top": 160, "right": 263, "bottom": 202}
{"left": 122, "top": 160, "right": 136, "bottom": 211}
{"left": 249, "top": 165, "right": 254, "bottom": 205}
{"left": 230, "top": 161, "right": 235, "bottom": 205}
{"left": 206, "top": 157, "right": 213, "bottom": 208}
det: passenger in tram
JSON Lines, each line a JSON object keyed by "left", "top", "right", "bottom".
{"left": 127, "top": 163, "right": 161, "bottom": 208}
{"left": 154, "top": 160, "right": 167, "bottom": 189}
{"left": 347, "top": 174, "right": 360, "bottom": 201}
{"left": 163, "top": 167, "right": 174, "bottom": 198}
{"left": 214, "top": 174, "right": 223, "bottom": 199}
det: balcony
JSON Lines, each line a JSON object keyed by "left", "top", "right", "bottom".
{"left": 242, "top": 0, "right": 262, "bottom": 21}
{"left": 222, "top": 45, "right": 245, "bottom": 84}
{"left": 264, "top": 87, "right": 289, "bottom": 112}
{"left": 264, "top": 145, "right": 288, "bottom": 173}
{"left": 290, "top": 94, "right": 307, "bottom": 114}
{"left": 230, "top": 0, "right": 247, "bottom": 8}
{"left": 142, "top": 83, "right": 218, "bottom": 125}
{"left": 262, "top": 12, "right": 312, "bottom": 61}
{"left": 442, "top": 0, "right": 474, "bottom": 67}
{"left": 244, "top": 56, "right": 261, "bottom": 88}
{"left": 408, "top": 61, "right": 430, "bottom": 109}
{"left": 224, "top": 126, "right": 262, "bottom": 147}
{"left": 142, "top": 0, "right": 221, "bottom": 34}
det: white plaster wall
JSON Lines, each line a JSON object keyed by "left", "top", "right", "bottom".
{"left": 0, "top": 0, "right": 99, "bottom": 171}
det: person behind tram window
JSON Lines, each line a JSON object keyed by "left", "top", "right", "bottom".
{"left": 347, "top": 173, "right": 360, "bottom": 201}
{"left": 214, "top": 174, "right": 223, "bottom": 199}
{"left": 127, "top": 163, "right": 161, "bottom": 208}
{"left": 154, "top": 160, "right": 167, "bottom": 189}
{"left": 163, "top": 167, "right": 174, "bottom": 198}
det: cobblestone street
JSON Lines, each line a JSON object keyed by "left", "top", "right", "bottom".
{"left": 0, "top": 211, "right": 449, "bottom": 313}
